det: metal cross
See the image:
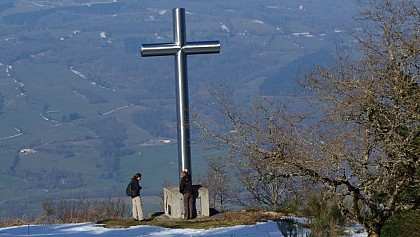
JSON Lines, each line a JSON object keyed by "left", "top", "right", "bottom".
{"left": 141, "top": 8, "right": 220, "bottom": 178}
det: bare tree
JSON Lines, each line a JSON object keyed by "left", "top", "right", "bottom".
{"left": 195, "top": 91, "right": 312, "bottom": 211}
{"left": 196, "top": 155, "right": 231, "bottom": 212}
{"left": 196, "top": 0, "right": 418, "bottom": 236}
{"left": 302, "top": 0, "right": 419, "bottom": 236}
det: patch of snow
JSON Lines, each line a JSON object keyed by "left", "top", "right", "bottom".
{"left": 0, "top": 219, "right": 368, "bottom": 237}
{"left": 159, "top": 9, "right": 168, "bottom": 15}
{"left": 220, "top": 23, "right": 230, "bottom": 33}
{"left": 70, "top": 68, "right": 87, "bottom": 79}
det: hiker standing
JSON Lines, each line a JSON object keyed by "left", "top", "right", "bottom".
{"left": 179, "top": 169, "right": 194, "bottom": 219}
{"left": 130, "top": 173, "right": 144, "bottom": 221}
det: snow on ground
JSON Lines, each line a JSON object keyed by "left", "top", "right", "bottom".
{"left": 0, "top": 221, "right": 281, "bottom": 237}
{"left": 0, "top": 220, "right": 368, "bottom": 237}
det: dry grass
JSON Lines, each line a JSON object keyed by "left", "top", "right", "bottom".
{"left": 96, "top": 210, "right": 284, "bottom": 229}
{"left": 0, "top": 218, "right": 32, "bottom": 228}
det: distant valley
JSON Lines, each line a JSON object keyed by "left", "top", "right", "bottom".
{"left": 0, "top": 0, "right": 358, "bottom": 217}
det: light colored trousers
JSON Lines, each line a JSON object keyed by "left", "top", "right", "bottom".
{"left": 132, "top": 196, "right": 144, "bottom": 220}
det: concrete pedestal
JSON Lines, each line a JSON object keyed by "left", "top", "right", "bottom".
{"left": 164, "top": 185, "right": 209, "bottom": 219}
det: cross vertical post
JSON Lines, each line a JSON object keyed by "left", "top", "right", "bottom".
{"left": 141, "top": 8, "right": 220, "bottom": 179}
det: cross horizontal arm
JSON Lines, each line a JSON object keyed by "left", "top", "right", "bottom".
{"left": 141, "top": 43, "right": 180, "bottom": 57}
{"left": 141, "top": 41, "right": 220, "bottom": 57}
{"left": 183, "top": 41, "right": 220, "bottom": 55}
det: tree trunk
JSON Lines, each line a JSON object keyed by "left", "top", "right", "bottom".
{"left": 366, "top": 224, "right": 381, "bottom": 237}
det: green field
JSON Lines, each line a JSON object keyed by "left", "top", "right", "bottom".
{"left": 0, "top": 143, "right": 213, "bottom": 217}
{"left": 0, "top": 62, "right": 213, "bottom": 217}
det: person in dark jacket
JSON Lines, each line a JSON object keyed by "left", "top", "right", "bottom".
{"left": 130, "top": 173, "right": 144, "bottom": 221}
{"left": 179, "top": 169, "right": 194, "bottom": 220}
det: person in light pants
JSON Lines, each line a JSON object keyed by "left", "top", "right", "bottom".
{"left": 130, "top": 173, "right": 144, "bottom": 221}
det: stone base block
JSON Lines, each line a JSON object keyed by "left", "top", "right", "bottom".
{"left": 164, "top": 185, "right": 209, "bottom": 219}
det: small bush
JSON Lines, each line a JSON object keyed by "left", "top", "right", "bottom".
{"left": 37, "top": 196, "right": 129, "bottom": 224}
{"left": 0, "top": 216, "right": 32, "bottom": 228}
{"left": 302, "top": 195, "right": 345, "bottom": 237}
{"left": 382, "top": 209, "right": 420, "bottom": 237}
{"left": 275, "top": 196, "right": 306, "bottom": 215}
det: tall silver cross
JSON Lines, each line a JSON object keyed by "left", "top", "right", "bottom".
{"left": 141, "top": 8, "right": 220, "bottom": 178}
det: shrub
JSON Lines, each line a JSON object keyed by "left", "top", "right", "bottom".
{"left": 382, "top": 209, "right": 420, "bottom": 237}
{"left": 302, "top": 195, "right": 345, "bottom": 237}
{"left": 37, "top": 196, "right": 129, "bottom": 224}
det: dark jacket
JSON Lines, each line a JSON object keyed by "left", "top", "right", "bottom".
{"left": 179, "top": 176, "right": 193, "bottom": 195}
{"left": 131, "top": 178, "right": 142, "bottom": 198}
